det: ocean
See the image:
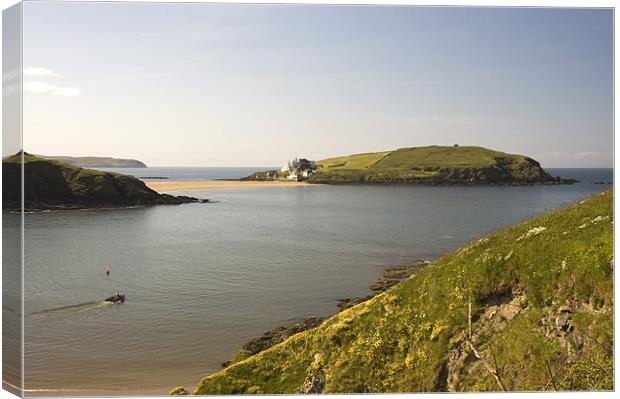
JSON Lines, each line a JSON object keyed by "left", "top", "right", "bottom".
{"left": 3, "top": 167, "right": 612, "bottom": 395}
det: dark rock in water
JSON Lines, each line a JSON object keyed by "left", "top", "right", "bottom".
{"left": 225, "top": 260, "right": 433, "bottom": 368}
{"left": 2, "top": 153, "right": 209, "bottom": 211}
{"left": 221, "top": 317, "right": 326, "bottom": 367}
{"left": 240, "top": 317, "right": 325, "bottom": 357}
{"left": 369, "top": 262, "right": 428, "bottom": 292}
{"left": 338, "top": 260, "right": 430, "bottom": 310}
{"left": 337, "top": 296, "right": 372, "bottom": 310}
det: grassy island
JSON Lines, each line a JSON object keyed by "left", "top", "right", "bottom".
{"left": 244, "top": 146, "right": 574, "bottom": 185}
{"left": 188, "top": 190, "right": 612, "bottom": 394}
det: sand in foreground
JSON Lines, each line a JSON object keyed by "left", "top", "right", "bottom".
{"left": 146, "top": 180, "right": 311, "bottom": 192}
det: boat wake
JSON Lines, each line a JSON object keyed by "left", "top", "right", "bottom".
{"left": 29, "top": 300, "right": 115, "bottom": 316}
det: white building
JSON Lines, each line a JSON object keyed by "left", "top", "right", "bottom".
{"left": 280, "top": 157, "right": 314, "bottom": 181}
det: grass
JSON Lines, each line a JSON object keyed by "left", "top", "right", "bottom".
{"left": 316, "top": 151, "right": 391, "bottom": 170}
{"left": 309, "top": 146, "right": 553, "bottom": 184}
{"left": 317, "top": 146, "right": 517, "bottom": 171}
{"left": 377, "top": 146, "right": 524, "bottom": 169}
{"left": 191, "top": 190, "right": 613, "bottom": 393}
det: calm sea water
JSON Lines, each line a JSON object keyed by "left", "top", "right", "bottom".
{"left": 3, "top": 168, "right": 612, "bottom": 395}
{"left": 97, "top": 166, "right": 277, "bottom": 181}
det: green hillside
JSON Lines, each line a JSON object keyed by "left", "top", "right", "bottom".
{"left": 317, "top": 151, "right": 391, "bottom": 170}
{"left": 244, "top": 146, "right": 571, "bottom": 185}
{"left": 189, "top": 190, "right": 613, "bottom": 394}
{"left": 310, "top": 146, "right": 562, "bottom": 184}
{"left": 36, "top": 154, "right": 147, "bottom": 168}
{"left": 2, "top": 153, "right": 200, "bottom": 211}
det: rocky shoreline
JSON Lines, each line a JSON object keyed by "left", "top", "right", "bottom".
{"left": 336, "top": 261, "right": 431, "bottom": 310}
{"left": 303, "top": 178, "right": 578, "bottom": 186}
{"left": 8, "top": 196, "right": 211, "bottom": 213}
{"left": 221, "top": 259, "right": 431, "bottom": 368}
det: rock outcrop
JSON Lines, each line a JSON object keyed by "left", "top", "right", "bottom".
{"left": 2, "top": 153, "right": 206, "bottom": 211}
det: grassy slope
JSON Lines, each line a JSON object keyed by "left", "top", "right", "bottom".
{"left": 4, "top": 152, "right": 138, "bottom": 185}
{"left": 316, "top": 146, "right": 513, "bottom": 170}
{"left": 193, "top": 190, "right": 613, "bottom": 394}
{"left": 316, "top": 151, "right": 391, "bottom": 169}
{"left": 310, "top": 146, "right": 554, "bottom": 184}
{"left": 35, "top": 154, "right": 147, "bottom": 168}
{"left": 5, "top": 152, "right": 126, "bottom": 173}
{"left": 2, "top": 153, "right": 190, "bottom": 209}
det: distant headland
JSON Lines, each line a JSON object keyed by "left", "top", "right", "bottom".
{"left": 243, "top": 145, "right": 576, "bottom": 186}
{"left": 35, "top": 154, "right": 147, "bottom": 168}
{"left": 2, "top": 152, "right": 205, "bottom": 211}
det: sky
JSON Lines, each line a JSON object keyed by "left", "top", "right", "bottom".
{"left": 14, "top": 2, "right": 614, "bottom": 167}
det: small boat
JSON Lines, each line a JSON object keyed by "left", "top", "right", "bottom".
{"left": 105, "top": 293, "right": 126, "bottom": 303}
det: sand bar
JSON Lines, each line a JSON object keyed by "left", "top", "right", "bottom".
{"left": 146, "top": 180, "right": 311, "bottom": 192}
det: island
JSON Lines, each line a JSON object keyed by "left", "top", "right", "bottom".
{"left": 180, "top": 190, "right": 612, "bottom": 394}
{"left": 35, "top": 154, "right": 147, "bottom": 168}
{"left": 243, "top": 145, "right": 575, "bottom": 185}
{"left": 2, "top": 153, "right": 205, "bottom": 211}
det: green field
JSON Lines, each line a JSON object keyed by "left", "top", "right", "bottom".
{"left": 242, "top": 146, "right": 566, "bottom": 185}
{"left": 189, "top": 190, "right": 613, "bottom": 393}
{"left": 309, "top": 146, "right": 557, "bottom": 184}
{"left": 316, "top": 151, "right": 391, "bottom": 170}
{"left": 317, "top": 146, "right": 519, "bottom": 170}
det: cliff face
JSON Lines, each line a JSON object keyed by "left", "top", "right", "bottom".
{"left": 2, "top": 153, "right": 201, "bottom": 211}
{"left": 189, "top": 191, "right": 612, "bottom": 394}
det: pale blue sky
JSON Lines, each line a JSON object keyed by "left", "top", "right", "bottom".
{"left": 21, "top": 2, "right": 613, "bottom": 167}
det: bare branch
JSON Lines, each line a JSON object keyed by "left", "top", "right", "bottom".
{"left": 543, "top": 360, "right": 558, "bottom": 391}
{"left": 467, "top": 297, "right": 506, "bottom": 392}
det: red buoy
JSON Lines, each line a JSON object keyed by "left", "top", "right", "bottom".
{"left": 106, "top": 270, "right": 111, "bottom": 276}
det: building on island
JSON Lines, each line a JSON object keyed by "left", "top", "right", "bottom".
{"left": 281, "top": 157, "right": 316, "bottom": 181}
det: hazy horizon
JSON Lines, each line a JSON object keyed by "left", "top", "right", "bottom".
{"left": 16, "top": 147, "right": 615, "bottom": 169}
{"left": 12, "top": 3, "right": 614, "bottom": 167}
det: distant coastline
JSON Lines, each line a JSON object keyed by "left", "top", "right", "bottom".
{"left": 35, "top": 154, "right": 147, "bottom": 168}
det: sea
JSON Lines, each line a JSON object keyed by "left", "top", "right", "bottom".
{"left": 2, "top": 167, "right": 613, "bottom": 395}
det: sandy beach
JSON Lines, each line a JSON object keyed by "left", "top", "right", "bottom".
{"left": 146, "top": 180, "right": 311, "bottom": 192}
